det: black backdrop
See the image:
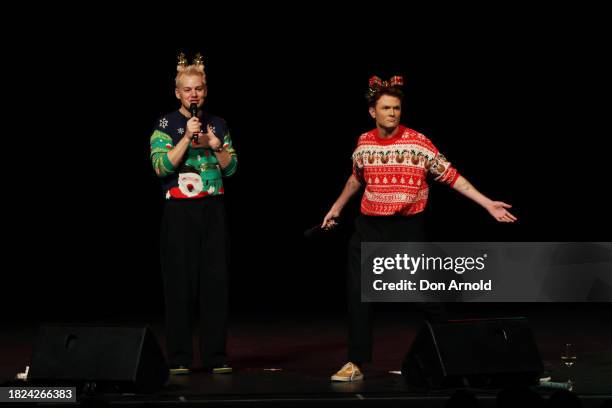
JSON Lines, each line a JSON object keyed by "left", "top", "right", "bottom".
{"left": 5, "top": 20, "right": 610, "bottom": 323}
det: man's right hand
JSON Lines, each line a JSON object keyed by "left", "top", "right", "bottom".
{"left": 184, "top": 117, "right": 201, "bottom": 141}
{"left": 322, "top": 209, "right": 340, "bottom": 230}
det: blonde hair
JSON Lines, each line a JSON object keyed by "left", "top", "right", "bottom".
{"left": 175, "top": 65, "right": 206, "bottom": 88}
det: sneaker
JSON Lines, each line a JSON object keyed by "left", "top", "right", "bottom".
{"left": 169, "top": 365, "right": 191, "bottom": 375}
{"left": 211, "top": 364, "right": 233, "bottom": 374}
{"left": 331, "top": 362, "right": 364, "bottom": 382}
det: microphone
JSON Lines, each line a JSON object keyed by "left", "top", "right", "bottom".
{"left": 189, "top": 103, "right": 199, "bottom": 142}
{"left": 303, "top": 217, "right": 340, "bottom": 238}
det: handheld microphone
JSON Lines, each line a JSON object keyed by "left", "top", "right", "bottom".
{"left": 303, "top": 217, "right": 339, "bottom": 238}
{"left": 189, "top": 103, "right": 199, "bottom": 142}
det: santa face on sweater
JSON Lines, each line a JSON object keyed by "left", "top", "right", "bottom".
{"left": 369, "top": 95, "right": 402, "bottom": 132}
{"left": 178, "top": 170, "right": 204, "bottom": 197}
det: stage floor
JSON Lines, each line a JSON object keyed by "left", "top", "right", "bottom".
{"left": 1, "top": 305, "right": 611, "bottom": 406}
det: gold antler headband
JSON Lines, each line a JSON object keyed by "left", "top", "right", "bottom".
{"left": 176, "top": 52, "right": 205, "bottom": 73}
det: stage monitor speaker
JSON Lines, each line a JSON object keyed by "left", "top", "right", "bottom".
{"left": 402, "top": 317, "right": 543, "bottom": 388}
{"left": 29, "top": 325, "right": 169, "bottom": 392}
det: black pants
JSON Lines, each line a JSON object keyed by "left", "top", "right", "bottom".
{"left": 347, "top": 214, "right": 447, "bottom": 364}
{"left": 160, "top": 196, "right": 228, "bottom": 368}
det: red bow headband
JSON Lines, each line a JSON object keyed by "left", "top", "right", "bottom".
{"left": 368, "top": 75, "right": 404, "bottom": 96}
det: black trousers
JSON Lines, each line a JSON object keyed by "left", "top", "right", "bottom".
{"left": 160, "top": 196, "right": 228, "bottom": 368}
{"left": 347, "top": 214, "right": 447, "bottom": 364}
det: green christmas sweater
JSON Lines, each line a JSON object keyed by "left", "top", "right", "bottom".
{"left": 150, "top": 110, "right": 237, "bottom": 199}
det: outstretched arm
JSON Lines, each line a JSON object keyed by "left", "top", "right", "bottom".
{"left": 452, "top": 175, "right": 517, "bottom": 223}
{"left": 322, "top": 174, "right": 362, "bottom": 229}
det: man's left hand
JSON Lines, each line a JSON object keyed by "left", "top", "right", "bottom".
{"left": 192, "top": 124, "right": 222, "bottom": 150}
{"left": 487, "top": 201, "right": 517, "bottom": 223}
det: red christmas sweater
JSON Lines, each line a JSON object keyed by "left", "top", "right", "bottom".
{"left": 351, "top": 125, "right": 460, "bottom": 216}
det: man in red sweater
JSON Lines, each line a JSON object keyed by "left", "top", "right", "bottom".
{"left": 322, "top": 75, "right": 516, "bottom": 382}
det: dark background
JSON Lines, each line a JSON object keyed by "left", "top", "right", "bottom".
{"left": 4, "top": 18, "right": 610, "bottom": 325}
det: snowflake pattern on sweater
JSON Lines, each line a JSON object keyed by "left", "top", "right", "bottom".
{"left": 351, "top": 125, "right": 460, "bottom": 216}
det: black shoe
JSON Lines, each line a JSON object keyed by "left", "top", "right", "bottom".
{"left": 169, "top": 365, "right": 191, "bottom": 375}
{"left": 211, "top": 363, "right": 232, "bottom": 374}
